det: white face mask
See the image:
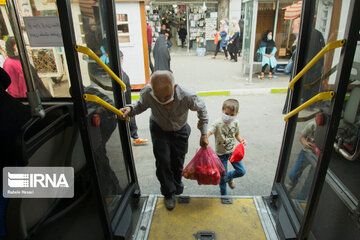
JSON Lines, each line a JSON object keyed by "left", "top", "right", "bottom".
{"left": 151, "top": 91, "right": 174, "bottom": 105}
{"left": 267, "top": 35, "right": 272, "bottom": 40}
{"left": 222, "top": 113, "right": 236, "bottom": 123}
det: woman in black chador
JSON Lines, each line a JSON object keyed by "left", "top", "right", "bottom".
{"left": 153, "top": 34, "right": 171, "bottom": 71}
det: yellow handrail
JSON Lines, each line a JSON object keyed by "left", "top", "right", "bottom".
{"left": 284, "top": 91, "right": 335, "bottom": 122}
{"left": 75, "top": 45, "right": 126, "bottom": 92}
{"left": 289, "top": 40, "right": 345, "bottom": 90}
{"left": 83, "top": 94, "right": 130, "bottom": 122}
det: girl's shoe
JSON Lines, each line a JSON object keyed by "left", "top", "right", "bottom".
{"left": 224, "top": 57, "right": 229, "bottom": 60}
{"left": 260, "top": 72, "right": 265, "bottom": 80}
{"left": 269, "top": 72, "right": 272, "bottom": 80}
{"left": 212, "top": 56, "right": 216, "bottom": 59}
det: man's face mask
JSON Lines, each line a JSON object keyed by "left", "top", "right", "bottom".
{"left": 151, "top": 91, "right": 174, "bottom": 105}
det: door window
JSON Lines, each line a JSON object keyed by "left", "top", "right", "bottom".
{"left": 282, "top": 0, "right": 351, "bottom": 219}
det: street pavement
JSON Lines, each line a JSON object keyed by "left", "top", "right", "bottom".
{"left": 109, "top": 53, "right": 290, "bottom": 197}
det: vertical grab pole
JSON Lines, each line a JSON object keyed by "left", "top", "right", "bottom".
{"left": 6, "top": 0, "right": 45, "bottom": 118}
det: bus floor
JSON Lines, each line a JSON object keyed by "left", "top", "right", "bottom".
{"left": 133, "top": 195, "right": 279, "bottom": 240}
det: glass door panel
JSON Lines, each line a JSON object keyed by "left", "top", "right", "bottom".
{"left": 328, "top": 37, "right": 360, "bottom": 200}
{"left": 281, "top": 0, "right": 350, "bottom": 219}
{"left": 2, "top": 1, "right": 70, "bottom": 98}
{"left": 68, "top": 0, "right": 130, "bottom": 219}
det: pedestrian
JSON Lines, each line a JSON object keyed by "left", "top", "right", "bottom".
{"left": 206, "top": 99, "right": 246, "bottom": 195}
{"left": 165, "top": 27, "right": 172, "bottom": 48}
{"left": 227, "top": 21, "right": 240, "bottom": 62}
{"left": 153, "top": 34, "right": 171, "bottom": 71}
{"left": 119, "top": 50, "right": 148, "bottom": 145}
{"left": 3, "top": 37, "right": 51, "bottom": 98}
{"left": 146, "top": 23, "right": 154, "bottom": 73}
{"left": 119, "top": 70, "right": 209, "bottom": 210}
{"left": 212, "top": 19, "right": 228, "bottom": 60}
{"left": 178, "top": 24, "right": 187, "bottom": 48}
{"left": 159, "top": 24, "right": 167, "bottom": 35}
{"left": 258, "top": 30, "right": 277, "bottom": 80}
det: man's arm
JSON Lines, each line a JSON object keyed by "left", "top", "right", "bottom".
{"left": 188, "top": 95, "right": 209, "bottom": 148}
{"left": 119, "top": 87, "right": 150, "bottom": 119}
{"left": 188, "top": 95, "right": 208, "bottom": 135}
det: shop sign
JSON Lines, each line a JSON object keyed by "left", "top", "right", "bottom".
{"left": 23, "top": 16, "right": 63, "bottom": 47}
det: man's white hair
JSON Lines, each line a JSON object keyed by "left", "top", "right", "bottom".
{"left": 150, "top": 70, "right": 175, "bottom": 87}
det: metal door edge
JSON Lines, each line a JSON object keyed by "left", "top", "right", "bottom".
{"left": 253, "top": 196, "right": 279, "bottom": 240}
{"left": 133, "top": 194, "right": 158, "bottom": 240}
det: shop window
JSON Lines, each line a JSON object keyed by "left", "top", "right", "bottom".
{"left": 276, "top": 1, "right": 301, "bottom": 59}
{"left": 117, "top": 13, "right": 130, "bottom": 43}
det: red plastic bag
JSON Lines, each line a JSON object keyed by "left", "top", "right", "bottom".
{"left": 182, "top": 147, "right": 225, "bottom": 185}
{"left": 229, "top": 143, "right": 245, "bottom": 163}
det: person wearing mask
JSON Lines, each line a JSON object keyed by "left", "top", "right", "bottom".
{"left": 119, "top": 70, "right": 209, "bottom": 210}
{"left": 258, "top": 31, "right": 277, "bottom": 80}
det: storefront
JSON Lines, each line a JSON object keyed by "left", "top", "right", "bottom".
{"left": 115, "top": 0, "right": 150, "bottom": 89}
{"left": 0, "top": 0, "right": 71, "bottom": 97}
{"left": 146, "top": 0, "right": 218, "bottom": 54}
{"left": 241, "top": 0, "right": 304, "bottom": 82}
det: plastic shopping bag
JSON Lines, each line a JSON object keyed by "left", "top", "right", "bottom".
{"left": 230, "top": 143, "right": 245, "bottom": 163}
{"left": 182, "top": 147, "right": 225, "bottom": 185}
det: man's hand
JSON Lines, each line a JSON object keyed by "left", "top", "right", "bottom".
{"left": 119, "top": 106, "right": 131, "bottom": 120}
{"left": 200, "top": 134, "right": 208, "bottom": 149}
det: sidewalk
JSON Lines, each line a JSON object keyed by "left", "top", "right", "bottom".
{"left": 132, "top": 53, "right": 289, "bottom": 99}
{"left": 125, "top": 53, "right": 289, "bottom": 196}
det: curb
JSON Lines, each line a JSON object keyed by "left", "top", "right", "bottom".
{"left": 131, "top": 88, "right": 287, "bottom": 100}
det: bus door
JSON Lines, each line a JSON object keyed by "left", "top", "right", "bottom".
{"left": 3, "top": 0, "right": 141, "bottom": 239}
{"left": 55, "top": 0, "right": 141, "bottom": 239}
{"left": 270, "top": 0, "right": 360, "bottom": 239}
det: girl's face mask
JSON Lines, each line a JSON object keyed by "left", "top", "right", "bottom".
{"left": 267, "top": 34, "right": 272, "bottom": 40}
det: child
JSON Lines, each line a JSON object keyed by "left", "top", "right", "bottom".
{"left": 207, "top": 99, "right": 246, "bottom": 195}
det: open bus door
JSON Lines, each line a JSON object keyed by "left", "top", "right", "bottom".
{"left": 270, "top": 0, "right": 360, "bottom": 239}
{"left": 55, "top": 1, "right": 141, "bottom": 239}
{"left": 2, "top": 0, "right": 141, "bottom": 239}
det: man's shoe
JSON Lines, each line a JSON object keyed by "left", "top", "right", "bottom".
{"left": 133, "top": 138, "right": 148, "bottom": 146}
{"left": 227, "top": 179, "right": 235, "bottom": 189}
{"left": 164, "top": 194, "right": 175, "bottom": 210}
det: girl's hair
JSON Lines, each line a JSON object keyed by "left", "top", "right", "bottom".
{"left": 222, "top": 99, "right": 239, "bottom": 113}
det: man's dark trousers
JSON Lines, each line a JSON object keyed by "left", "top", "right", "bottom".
{"left": 150, "top": 119, "right": 191, "bottom": 198}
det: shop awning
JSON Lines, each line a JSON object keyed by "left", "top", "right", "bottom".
{"left": 283, "top": 1, "right": 302, "bottom": 20}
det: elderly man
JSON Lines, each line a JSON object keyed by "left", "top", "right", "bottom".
{"left": 120, "top": 70, "right": 209, "bottom": 210}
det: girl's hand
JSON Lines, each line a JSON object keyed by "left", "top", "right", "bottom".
{"left": 241, "top": 139, "right": 247, "bottom": 146}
